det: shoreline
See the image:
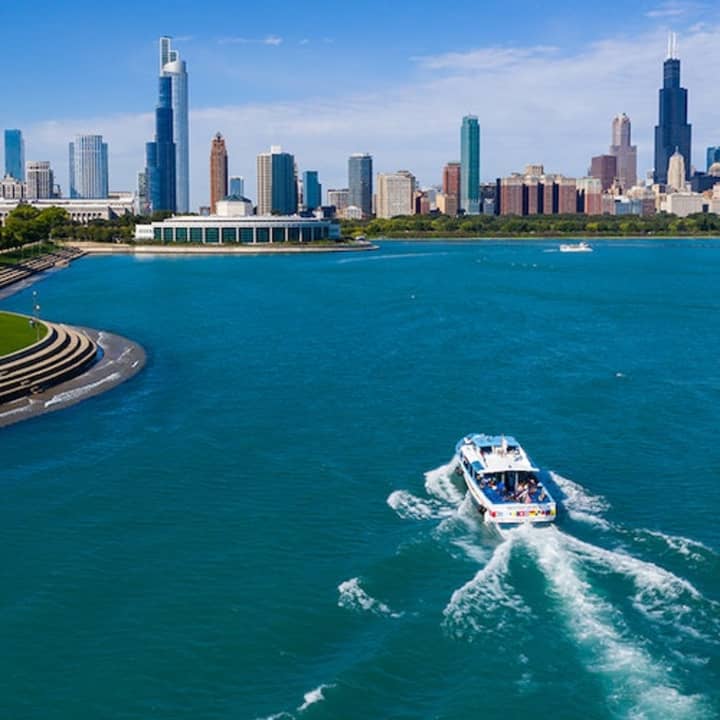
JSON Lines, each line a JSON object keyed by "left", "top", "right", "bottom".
{"left": 64, "top": 240, "right": 378, "bottom": 255}
{"left": 0, "top": 327, "right": 146, "bottom": 429}
{"left": 367, "top": 234, "right": 720, "bottom": 241}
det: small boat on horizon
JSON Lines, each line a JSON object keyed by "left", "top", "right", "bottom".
{"left": 454, "top": 434, "right": 557, "bottom": 526}
{"left": 559, "top": 241, "right": 593, "bottom": 253}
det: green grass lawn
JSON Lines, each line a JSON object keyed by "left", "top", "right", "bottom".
{"left": 0, "top": 311, "right": 48, "bottom": 356}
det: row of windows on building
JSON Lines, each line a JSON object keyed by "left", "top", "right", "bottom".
{"left": 151, "top": 224, "right": 332, "bottom": 243}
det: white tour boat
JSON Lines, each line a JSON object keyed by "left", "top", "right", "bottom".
{"left": 454, "top": 434, "right": 557, "bottom": 525}
{"left": 559, "top": 241, "right": 593, "bottom": 252}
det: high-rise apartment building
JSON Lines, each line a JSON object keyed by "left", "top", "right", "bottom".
{"left": 4, "top": 129, "right": 25, "bottom": 181}
{"left": 348, "top": 153, "right": 373, "bottom": 218}
{"left": 442, "top": 162, "right": 461, "bottom": 202}
{"left": 160, "top": 37, "right": 189, "bottom": 213}
{"left": 460, "top": 115, "right": 480, "bottom": 214}
{"left": 327, "top": 188, "right": 349, "bottom": 214}
{"left": 609, "top": 113, "right": 637, "bottom": 190}
{"left": 145, "top": 75, "right": 176, "bottom": 213}
{"left": 589, "top": 154, "right": 617, "bottom": 192}
{"left": 229, "top": 176, "right": 245, "bottom": 197}
{"left": 376, "top": 173, "right": 414, "bottom": 218}
{"left": 654, "top": 34, "right": 691, "bottom": 184}
{"left": 302, "top": 171, "right": 321, "bottom": 211}
{"left": 69, "top": 134, "right": 108, "bottom": 198}
{"left": 209, "top": 133, "right": 228, "bottom": 214}
{"left": 707, "top": 147, "right": 720, "bottom": 172}
{"left": 257, "top": 146, "right": 297, "bottom": 215}
{"left": 25, "top": 161, "right": 54, "bottom": 199}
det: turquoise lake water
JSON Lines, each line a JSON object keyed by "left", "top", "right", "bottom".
{"left": 1, "top": 240, "right": 719, "bottom": 719}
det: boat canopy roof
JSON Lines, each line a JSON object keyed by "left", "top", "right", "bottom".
{"left": 457, "top": 433, "right": 539, "bottom": 473}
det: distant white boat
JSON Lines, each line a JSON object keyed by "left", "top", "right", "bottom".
{"left": 559, "top": 241, "right": 593, "bottom": 253}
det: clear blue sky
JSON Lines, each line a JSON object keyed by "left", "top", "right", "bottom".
{"left": 2, "top": 0, "right": 719, "bottom": 207}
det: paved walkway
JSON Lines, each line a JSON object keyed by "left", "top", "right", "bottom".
{"left": 0, "top": 327, "right": 146, "bottom": 429}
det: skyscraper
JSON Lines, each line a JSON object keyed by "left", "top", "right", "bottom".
{"left": 654, "top": 34, "right": 691, "bottom": 185}
{"left": 460, "top": 116, "right": 480, "bottom": 214}
{"left": 667, "top": 149, "right": 686, "bottom": 192}
{"left": 229, "top": 176, "right": 245, "bottom": 197}
{"left": 145, "top": 75, "right": 176, "bottom": 213}
{"left": 302, "top": 171, "right": 321, "bottom": 211}
{"left": 610, "top": 113, "right": 637, "bottom": 190}
{"left": 210, "top": 133, "right": 228, "bottom": 214}
{"left": 160, "top": 37, "right": 189, "bottom": 213}
{"left": 707, "top": 147, "right": 720, "bottom": 172}
{"left": 376, "top": 173, "right": 414, "bottom": 218}
{"left": 442, "top": 162, "right": 461, "bottom": 199}
{"left": 25, "top": 161, "right": 54, "bottom": 199}
{"left": 257, "top": 146, "right": 297, "bottom": 215}
{"left": 4, "top": 129, "right": 25, "bottom": 181}
{"left": 589, "top": 154, "right": 618, "bottom": 192}
{"left": 69, "top": 134, "right": 108, "bottom": 198}
{"left": 348, "top": 153, "right": 373, "bottom": 218}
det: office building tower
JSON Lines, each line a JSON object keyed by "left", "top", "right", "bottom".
{"left": 0, "top": 174, "right": 24, "bottom": 200}
{"left": 4, "top": 129, "right": 25, "bottom": 181}
{"left": 137, "top": 171, "right": 150, "bottom": 214}
{"left": 210, "top": 133, "right": 228, "bottom": 214}
{"left": 229, "top": 176, "right": 245, "bottom": 197}
{"left": 145, "top": 75, "right": 176, "bottom": 213}
{"left": 327, "top": 188, "right": 349, "bottom": 214}
{"left": 589, "top": 154, "right": 618, "bottom": 192}
{"left": 69, "top": 134, "right": 108, "bottom": 198}
{"left": 461, "top": 115, "right": 480, "bottom": 214}
{"left": 442, "top": 162, "right": 461, "bottom": 201}
{"left": 654, "top": 34, "right": 691, "bottom": 184}
{"left": 666, "top": 149, "right": 686, "bottom": 192}
{"left": 25, "top": 161, "right": 54, "bottom": 199}
{"left": 376, "top": 173, "right": 414, "bottom": 218}
{"left": 348, "top": 153, "right": 373, "bottom": 218}
{"left": 160, "top": 37, "right": 189, "bottom": 213}
{"left": 609, "top": 113, "right": 638, "bottom": 190}
{"left": 257, "top": 146, "right": 297, "bottom": 215}
{"left": 707, "top": 147, "right": 720, "bottom": 172}
{"left": 302, "top": 171, "right": 321, "bottom": 211}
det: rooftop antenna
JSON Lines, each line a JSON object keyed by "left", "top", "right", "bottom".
{"left": 667, "top": 31, "right": 678, "bottom": 59}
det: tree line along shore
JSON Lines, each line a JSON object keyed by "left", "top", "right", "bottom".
{"left": 2, "top": 205, "right": 720, "bottom": 253}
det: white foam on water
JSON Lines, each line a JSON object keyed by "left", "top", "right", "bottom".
{"left": 297, "top": 684, "right": 335, "bottom": 712}
{"left": 337, "top": 577, "right": 403, "bottom": 618}
{"left": 523, "top": 527, "right": 710, "bottom": 719}
{"left": 424, "top": 457, "right": 465, "bottom": 506}
{"left": 443, "top": 534, "right": 531, "bottom": 638}
{"left": 550, "top": 472, "right": 611, "bottom": 527}
{"left": 450, "top": 538, "right": 493, "bottom": 565}
{"left": 43, "top": 372, "right": 121, "bottom": 407}
{"left": 561, "top": 532, "right": 720, "bottom": 644}
{"left": 634, "top": 529, "right": 717, "bottom": 563}
{"left": 255, "top": 714, "right": 295, "bottom": 720}
{"left": 387, "top": 490, "right": 454, "bottom": 521}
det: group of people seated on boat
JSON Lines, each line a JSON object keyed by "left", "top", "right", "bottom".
{"left": 480, "top": 472, "right": 547, "bottom": 504}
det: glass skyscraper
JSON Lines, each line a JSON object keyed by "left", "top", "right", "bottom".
{"left": 69, "top": 134, "right": 108, "bottom": 198}
{"left": 461, "top": 116, "right": 480, "bottom": 214}
{"left": 348, "top": 153, "right": 373, "bottom": 218}
{"left": 145, "top": 75, "right": 176, "bottom": 213}
{"left": 4, "top": 129, "right": 25, "bottom": 181}
{"left": 707, "top": 147, "right": 720, "bottom": 171}
{"left": 160, "top": 37, "right": 189, "bottom": 213}
{"left": 257, "top": 147, "right": 297, "bottom": 215}
{"left": 302, "top": 171, "right": 321, "bottom": 210}
{"left": 654, "top": 34, "right": 691, "bottom": 185}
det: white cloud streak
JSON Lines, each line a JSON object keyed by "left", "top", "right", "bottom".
{"left": 20, "top": 25, "right": 720, "bottom": 209}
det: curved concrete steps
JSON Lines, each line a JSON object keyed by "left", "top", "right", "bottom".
{"left": 0, "top": 319, "right": 99, "bottom": 404}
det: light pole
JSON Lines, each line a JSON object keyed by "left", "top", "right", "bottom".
{"left": 32, "top": 290, "right": 41, "bottom": 342}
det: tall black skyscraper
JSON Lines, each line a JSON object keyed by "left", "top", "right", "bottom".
{"left": 654, "top": 34, "right": 691, "bottom": 184}
{"left": 145, "top": 75, "right": 176, "bottom": 213}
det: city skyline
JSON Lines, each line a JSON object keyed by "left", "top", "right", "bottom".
{"left": 2, "top": 6, "right": 720, "bottom": 208}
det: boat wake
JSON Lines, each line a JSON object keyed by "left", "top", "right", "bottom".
{"left": 337, "top": 577, "right": 403, "bottom": 618}
{"left": 380, "top": 458, "right": 719, "bottom": 718}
